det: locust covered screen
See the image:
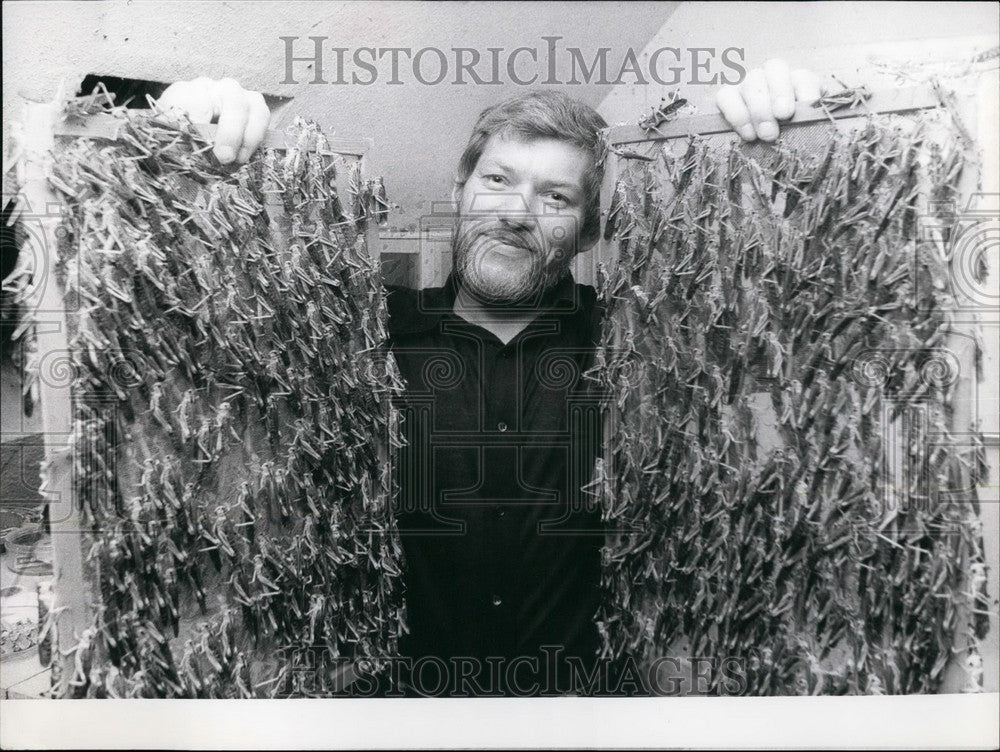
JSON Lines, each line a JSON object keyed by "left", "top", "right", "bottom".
{"left": 24, "top": 111, "right": 407, "bottom": 697}
{"left": 591, "top": 107, "right": 991, "bottom": 694}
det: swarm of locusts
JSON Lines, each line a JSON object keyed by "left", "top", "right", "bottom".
{"left": 592, "top": 110, "right": 991, "bottom": 694}
{"left": 39, "top": 108, "right": 406, "bottom": 697}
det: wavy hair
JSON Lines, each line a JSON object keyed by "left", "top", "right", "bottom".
{"left": 454, "top": 90, "right": 607, "bottom": 246}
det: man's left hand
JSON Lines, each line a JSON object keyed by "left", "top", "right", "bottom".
{"left": 715, "top": 59, "right": 823, "bottom": 143}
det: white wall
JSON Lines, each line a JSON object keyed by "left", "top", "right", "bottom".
{"left": 597, "top": 1, "right": 999, "bottom": 123}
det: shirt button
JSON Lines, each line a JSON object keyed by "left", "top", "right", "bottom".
{"left": 495, "top": 506, "right": 505, "bottom": 518}
{"left": 497, "top": 421, "right": 508, "bottom": 432}
{"left": 492, "top": 595, "right": 503, "bottom": 607}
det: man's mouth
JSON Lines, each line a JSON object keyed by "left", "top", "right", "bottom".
{"left": 478, "top": 229, "right": 538, "bottom": 259}
{"left": 487, "top": 242, "right": 532, "bottom": 260}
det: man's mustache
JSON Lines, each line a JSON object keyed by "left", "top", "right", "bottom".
{"left": 457, "top": 219, "right": 543, "bottom": 256}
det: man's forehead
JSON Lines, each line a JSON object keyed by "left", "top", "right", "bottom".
{"left": 477, "top": 133, "right": 593, "bottom": 180}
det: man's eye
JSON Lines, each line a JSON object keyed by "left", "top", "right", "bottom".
{"left": 485, "top": 174, "right": 507, "bottom": 186}
{"left": 546, "top": 193, "right": 569, "bottom": 205}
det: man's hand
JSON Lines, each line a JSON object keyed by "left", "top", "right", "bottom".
{"left": 156, "top": 77, "right": 270, "bottom": 164}
{"left": 715, "top": 59, "right": 823, "bottom": 143}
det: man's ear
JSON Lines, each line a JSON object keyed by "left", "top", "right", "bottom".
{"left": 451, "top": 183, "right": 462, "bottom": 213}
{"left": 577, "top": 233, "right": 599, "bottom": 255}
{"left": 575, "top": 215, "right": 599, "bottom": 255}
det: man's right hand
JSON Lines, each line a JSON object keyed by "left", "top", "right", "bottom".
{"left": 156, "top": 77, "right": 271, "bottom": 164}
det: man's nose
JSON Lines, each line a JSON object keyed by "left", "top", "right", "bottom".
{"left": 497, "top": 190, "right": 540, "bottom": 233}
{"left": 498, "top": 212, "right": 537, "bottom": 233}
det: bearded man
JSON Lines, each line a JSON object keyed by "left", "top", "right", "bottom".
{"left": 157, "top": 61, "right": 820, "bottom": 696}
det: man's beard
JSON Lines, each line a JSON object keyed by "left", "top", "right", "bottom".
{"left": 452, "top": 218, "right": 573, "bottom": 307}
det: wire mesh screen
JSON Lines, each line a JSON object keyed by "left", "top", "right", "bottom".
{"left": 590, "top": 101, "right": 991, "bottom": 695}
{"left": 19, "top": 111, "right": 407, "bottom": 698}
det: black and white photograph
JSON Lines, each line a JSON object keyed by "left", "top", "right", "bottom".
{"left": 1, "top": 0, "right": 998, "bottom": 748}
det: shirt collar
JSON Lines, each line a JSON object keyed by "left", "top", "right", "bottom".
{"left": 395, "top": 270, "right": 584, "bottom": 335}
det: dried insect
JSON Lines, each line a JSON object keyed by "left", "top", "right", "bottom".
{"left": 372, "top": 177, "right": 390, "bottom": 225}
{"left": 638, "top": 94, "right": 689, "bottom": 133}
{"left": 814, "top": 78, "right": 872, "bottom": 114}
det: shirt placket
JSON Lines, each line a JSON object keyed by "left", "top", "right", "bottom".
{"left": 482, "top": 335, "right": 520, "bottom": 658}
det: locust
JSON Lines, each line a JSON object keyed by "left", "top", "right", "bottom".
{"left": 638, "top": 94, "right": 689, "bottom": 134}
{"left": 372, "top": 177, "right": 390, "bottom": 225}
{"left": 813, "top": 78, "right": 873, "bottom": 115}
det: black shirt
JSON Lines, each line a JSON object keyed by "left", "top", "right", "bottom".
{"left": 385, "top": 271, "right": 606, "bottom": 696}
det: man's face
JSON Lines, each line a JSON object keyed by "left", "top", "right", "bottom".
{"left": 453, "top": 135, "right": 593, "bottom": 307}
